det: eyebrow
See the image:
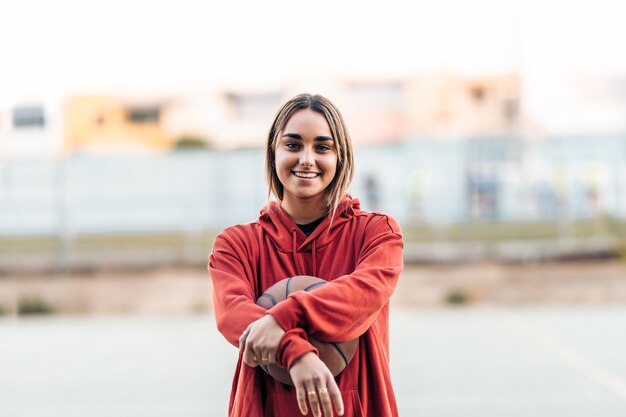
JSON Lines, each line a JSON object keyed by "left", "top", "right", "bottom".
{"left": 282, "top": 133, "right": 334, "bottom": 142}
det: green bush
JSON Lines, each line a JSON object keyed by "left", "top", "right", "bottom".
{"left": 18, "top": 296, "right": 55, "bottom": 316}
{"left": 445, "top": 289, "right": 471, "bottom": 305}
{"left": 173, "top": 135, "right": 212, "bottom": 150}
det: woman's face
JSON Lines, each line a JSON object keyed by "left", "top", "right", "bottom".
{"left": 274, "top": 109, "right": 338, "bottom": 208}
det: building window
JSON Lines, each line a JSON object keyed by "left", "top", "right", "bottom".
{"left": 503, "top": 97, "right": 519, "bottom": 124}
{"left": 126, "top": 107, "right": 160, "bottom": 124}
{"left": 13, "top": 106, "right": 45, "bottom": 128}
{"left": 469, "top": 85, "right": 486, "bottom": 102}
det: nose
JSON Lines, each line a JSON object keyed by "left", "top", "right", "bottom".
{"left": 299, "top": 147, "right": 314, "bottom": 167}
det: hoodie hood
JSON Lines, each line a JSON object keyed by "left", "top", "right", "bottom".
{"left": 259, "top": 194, "right": 360, "bottom": 255}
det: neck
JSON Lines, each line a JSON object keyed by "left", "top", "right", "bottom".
{"left": 280, "top": 195, "right": 328, "bottom": 224}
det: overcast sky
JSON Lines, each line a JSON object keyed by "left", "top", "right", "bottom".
{"left": 2, "top": 0, "right": 626, "bottom": 130}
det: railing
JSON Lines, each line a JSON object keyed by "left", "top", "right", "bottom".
{"left": 1, "top": 135, "right": 625, "bottom": 269}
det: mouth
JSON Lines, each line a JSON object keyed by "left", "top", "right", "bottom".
{"left": 292, "top": 171, "right": 320, "bottom": 179}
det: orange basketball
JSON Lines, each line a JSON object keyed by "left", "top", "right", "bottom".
{"left": 256, "top": 275, "right": 359, "bottom": 386}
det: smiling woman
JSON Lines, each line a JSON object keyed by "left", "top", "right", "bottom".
{"left": 208, "top": 93, "right": 404, "bottom": 417}
{"left": 265, "top": 95, "right": 354, "bottom": 224}
{"left": 273, "top": 109, "right": 338, "bottom": 224}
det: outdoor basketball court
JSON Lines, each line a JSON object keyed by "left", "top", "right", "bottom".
{"left": 1, "top": 306, "right": 625, "bottom": 416}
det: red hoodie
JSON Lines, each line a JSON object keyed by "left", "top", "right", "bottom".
{"left": 208, "top": 195, "right": 404, "bottom": 417}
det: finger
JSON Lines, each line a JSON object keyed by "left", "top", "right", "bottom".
{"left": 327, "top": 379, "right": 344, "bottom": 416}
{"left": 259, "top": 350, "right": 270, "bottom": 365}
{"left": 317, "top": 384, "right": 333, "bottom": 417}
{"left": 246, "top": 351, "right": 259, "bottom": 367}
{"left": 242, "top": 340, "right": 257, "bottom": 367}
{"left": 268, "top": 348, "right": 277, "bottom": 364}
{"left": 295, "top": 382, "right": 308, "bottom": 416}
{"left": 238, "top": 329, "right": 249, "bottom": 350}
{"left": 306, "top": 382, "right": 321, "bottom": 417}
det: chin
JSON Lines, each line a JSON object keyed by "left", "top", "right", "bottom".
{"left": 289, "top": 189, "right": 326, "bottom": 200}
{"left": 295, "top": 193, "right": 322, "bottom": 200}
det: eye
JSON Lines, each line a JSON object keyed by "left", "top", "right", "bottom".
{"left": 316, "top": 144, "right": 331, "bottom": 152}
{"left": 285, "top": 142, "right": 300, "bottom": 150}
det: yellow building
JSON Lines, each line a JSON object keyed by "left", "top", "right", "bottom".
{"left": 61, "top": 74, "right": 521, "bottom": 153}
{"left": 63, "top": 96, "right": 174, "bottom": 153}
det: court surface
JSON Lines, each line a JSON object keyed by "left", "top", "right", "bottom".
{"left": 1, "top": 306, "right": 625, "bottom": 417}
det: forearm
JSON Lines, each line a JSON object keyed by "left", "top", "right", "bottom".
{"left": 209, "top": 233, "right": 265, "bottom": 347}
{"left": 214, "top": 294, "right": 266, "bottom": 347}
{"left": 269, "top": 262, "right": 401, "bottom": 341}
{"left": 276, "top": 328, "right": 318, "bottom": 369}
{"left": 268, "top": 215, "right": 403, "bottom": 341}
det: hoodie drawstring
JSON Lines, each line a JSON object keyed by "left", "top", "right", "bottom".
{"left": 292, "top": 230, "right": 303, "bottom": 275}
{"left": 292, "top": 230, "right": 319, "bottom": 277}
{"left": 312, "top": 240, "right": 317, "bottom": 277}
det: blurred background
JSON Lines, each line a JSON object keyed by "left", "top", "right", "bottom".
{"left": 1, "top": 0, "right": 626, "bottom": 416}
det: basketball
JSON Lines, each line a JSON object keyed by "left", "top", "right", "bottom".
{"left": 255, "top": 275, "right": 359, "bottom": 386}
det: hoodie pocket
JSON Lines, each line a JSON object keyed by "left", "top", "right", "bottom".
{"left": 264, "top": 389, "right": 364, "bottom": 417}
{"left": 343, "top": 389, "right": 365, "bottom": 417}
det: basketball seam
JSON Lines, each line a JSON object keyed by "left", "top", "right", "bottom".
{"left": 330, "top": 342, "right": 349, "bottom": 366}
{"left": 304, "top": 282, "right": 325, "bottom": 292}
{"left": 285, "top": 277, "right": 292, "bottom": 298}
{"left": 310, "top": 335, "right": 350, "bottom": 367}
{"left": 259, "top": 293, "right": 277, "bottom": 306}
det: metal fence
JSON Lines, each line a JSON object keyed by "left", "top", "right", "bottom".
{"left": 1, "top": 135, "right": 624, "bottom": 268}
{"left": 2, "top": 135, "right": 625, "bottom": 234}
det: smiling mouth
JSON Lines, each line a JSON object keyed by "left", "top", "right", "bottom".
{"left": 293, "top": 171, "right": 320, "bottom": 179}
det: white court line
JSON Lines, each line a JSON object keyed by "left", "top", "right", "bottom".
{"left": 504, "top": 311, "right": 626, "bottom": 401}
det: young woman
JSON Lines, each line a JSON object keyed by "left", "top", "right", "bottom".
{"left": 208, "top": 93, "right": 404, "bottom": 417}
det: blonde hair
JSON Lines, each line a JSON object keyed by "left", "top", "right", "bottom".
{"left": 265, "top": 93, "right": 354, "bottom": 216}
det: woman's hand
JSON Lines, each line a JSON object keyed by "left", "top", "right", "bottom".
{"left": 289, "top": 352, "right": 344, "bottom": 417}
{"left": 239, "top": 314, "right": 285, "bottom": 367}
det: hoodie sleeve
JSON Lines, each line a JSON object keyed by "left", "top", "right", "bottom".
{"left": 267, "top": 214, "right": 404, "bottom": 342}
{"left": 208, "top": 232, "right": 266, "bottom": 347}
{"left": 275, "top": 328, "right": 318, "bottom": 369}
{"left": 209, "top": 229, "right": 318, "bottom": 366}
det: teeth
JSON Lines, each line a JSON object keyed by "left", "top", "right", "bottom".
{"left": 294, "top": 172, "right": 318, "bottom": 178}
